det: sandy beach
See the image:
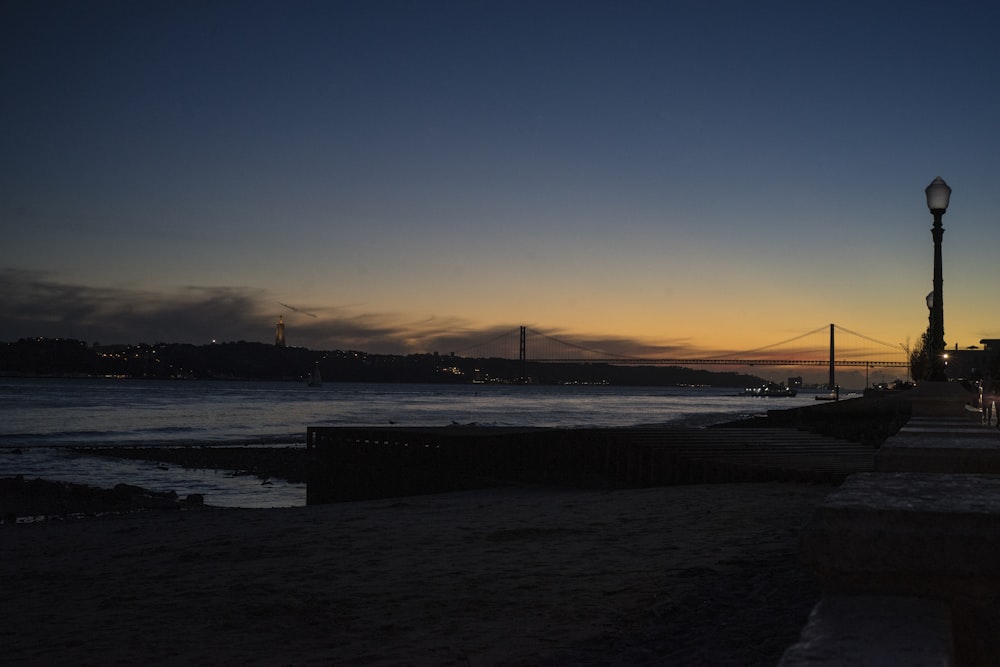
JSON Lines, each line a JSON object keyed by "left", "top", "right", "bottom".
{"left": 1, "top": 481, "right": 826, "bottom": 665}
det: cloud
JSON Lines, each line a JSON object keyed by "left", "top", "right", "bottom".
{"left": 0, "top": 269, "right": 725, "bottom": 358}
{"left": 524, "top": 329, "right": 695, "bottom": 359}
{"left": 0, "top": 270, "right": 515, "bottom": 353}
{"left": 2, "top": 269, "right": 271, "bottom": 345}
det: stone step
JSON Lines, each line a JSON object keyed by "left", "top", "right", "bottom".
{"left": 877, "top": 421, "right": 1000, "bottom": 474}
{"left": 798, "top": 471, "right": 1000, "bottom": 666}
{"left": 779, "top": 594, "right": 953, "bottom": 667}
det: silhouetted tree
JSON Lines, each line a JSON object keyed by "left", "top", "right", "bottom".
{"left": 909, "top": 327, "right": 935, "bottom": 382}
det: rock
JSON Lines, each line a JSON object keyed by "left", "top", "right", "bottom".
{"left": 113, "top": 483, "right": 146, "bottom": 499}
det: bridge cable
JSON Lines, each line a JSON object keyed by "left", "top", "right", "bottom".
{"left": 451, "top": 329, "right": 517, "bottom": 357}
{"left": 833, "top": 324, "right": 909, "bottom": 351}
{"left": 701, "top": 324, "right": 830, "bottom": 360}
{"left": 525, "top": 328, "right": 635, "bottom": 359}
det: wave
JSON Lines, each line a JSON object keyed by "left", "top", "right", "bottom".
{"left": 1, "top": 429, "right": 121, "bottom": 442}
{"left": 134, "top": 426, "right": 202, "bottom": 435}
{"left": 1, "top": 430, "right": 305, "bottom": 449}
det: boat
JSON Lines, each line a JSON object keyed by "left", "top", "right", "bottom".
{"left": 741, "top": 382, "right": 797, "bottom": 397}
{"left": 306, "top": 365, "right": 322, "bottom": 387}
{"left": 815, "top": 386, "right": 841, "bottom": 401}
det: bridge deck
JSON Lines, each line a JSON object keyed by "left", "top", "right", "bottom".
{"left": 529, "top": 358, "right": 909, "bottom": 367}
{"left": 306, "top": 425, "right": 875, "bottom": 504}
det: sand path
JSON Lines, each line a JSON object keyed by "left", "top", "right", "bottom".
{"left": 1, "top": 482, "right": 826, "bottom": 665}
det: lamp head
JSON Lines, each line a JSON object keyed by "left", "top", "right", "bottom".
{"left": 925, "top": 176, "right": 951, "bottom": 213}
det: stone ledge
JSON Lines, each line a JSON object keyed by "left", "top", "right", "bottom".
{"left": 799, "top": 472, "right": 1000, "bottom": 600}
{"left": 877, "top": 441, "right": 1000, "bottom": 474}
{"left": 877, "top": 416, "right": 1000, "bottom": 473}
{"left": 899, "top": 417, "right": 996, "bottom": 435}
{"left": 779, "top": 594, "right": 953, "bottom": 667}
{"left": 905, "top": 382, "right": 976, "bottom": 418}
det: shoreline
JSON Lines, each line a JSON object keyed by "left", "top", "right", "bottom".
{"left": 3, "top": 397, "right": 895, "bottom": 519}
{"left": 1, "top": 419, "right": 851, "bottom": 662}
{"left": 70, "top": 444, "right": 312, "bottom": 483}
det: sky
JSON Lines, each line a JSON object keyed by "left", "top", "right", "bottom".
{"left": 3, "top": 0, "right": 999, "bottom": 368}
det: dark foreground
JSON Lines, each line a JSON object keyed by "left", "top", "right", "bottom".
{"left": 1, "top": 482, "right": 826, "bottom": 666}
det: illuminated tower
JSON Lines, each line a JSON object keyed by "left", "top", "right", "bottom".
{"left": 275, "top": 315, "right": 286, "bottom": 347}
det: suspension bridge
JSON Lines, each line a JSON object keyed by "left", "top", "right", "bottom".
{"left": 453, "top": 324, "right": 910, "bottom": 371}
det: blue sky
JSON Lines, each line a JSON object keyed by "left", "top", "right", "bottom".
{"left": 2, "top": 0, "right": 999, "bottom": 368}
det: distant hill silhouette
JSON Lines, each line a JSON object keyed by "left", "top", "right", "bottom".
{"left": 1, "top": 338, "right": 765, "bottom": 387}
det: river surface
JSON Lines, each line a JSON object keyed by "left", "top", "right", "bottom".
{"left": 0, "top": 378, "right": 836, "bottom": 507}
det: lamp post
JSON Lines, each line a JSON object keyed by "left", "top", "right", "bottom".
{"left": 925, "top": 176, "right": 951, "bottom": 381}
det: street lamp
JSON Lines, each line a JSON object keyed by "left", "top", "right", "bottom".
{"left": 925, "top": 176, "right": 951, "bottom": 381}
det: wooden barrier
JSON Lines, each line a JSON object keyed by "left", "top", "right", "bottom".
{"left": 305, "top": 425, "right": 876, "bottom": 504}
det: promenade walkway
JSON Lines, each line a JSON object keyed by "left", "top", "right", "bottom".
{"left": 781, "top": 383, "right": 1000, "bottom": 666}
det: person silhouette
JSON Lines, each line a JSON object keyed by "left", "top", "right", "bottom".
{"left": 987, "top": 377, "right": 999, "bottom": 427}
{"left": 979, "top": 379, "right": 988, "bottom": 425}
{"left": 994, "top": 382, "right": 1000, "bottom": 428}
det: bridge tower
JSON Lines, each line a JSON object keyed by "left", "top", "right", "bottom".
{"left": 519, "top": 326, "right": 526, "bottom": 381}
{"left": 275, "top": 315, "right": 286, "bottom": 347}
{"left": 828, "top": 323, "right": 837, "bottom": 398}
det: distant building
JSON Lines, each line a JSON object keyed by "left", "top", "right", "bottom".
{"left": 942, "top": 339, "right": 1000, "bottom": 380}
{"left": 275, "top": 316, "right": 286, "bottom": 347}
{"left": 787, "top": 376, "right": 803, "bottom": 389}
{"left": 983, "top": 339, "right": 1000, "bottom": 377}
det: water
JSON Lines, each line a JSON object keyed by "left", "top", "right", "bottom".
{"left": 0, "top": 378, "right": 833, "bottom": 508}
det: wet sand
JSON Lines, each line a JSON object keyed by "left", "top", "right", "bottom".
{"left": 1, "top": 481, "right": 826, "bottom": 665}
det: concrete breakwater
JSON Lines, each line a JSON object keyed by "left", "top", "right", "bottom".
{"left": 718, "top": 393, "right": 912, "bottom": 445}
{"left": 306, "top": 397, "right": 905, "bottom": 504}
